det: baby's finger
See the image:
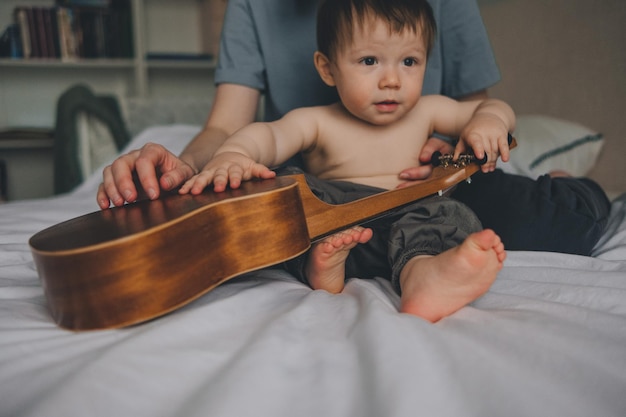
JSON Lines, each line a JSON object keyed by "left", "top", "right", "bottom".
{"left": 209, "top": 168, "right": 232, "bottom": 193}
{"left": 486, "top": 141, "right": 498, "bottom": 164}
{"left": 498, "top": 134, "right": 511, "bottom": 162}
{"left": 483, "top": 141, "right": 499, "bottom": 172}
{"left": 250, "top": 163, "right": 277, "bottom": 180}
{"left": 471, "top": 142, "right": 487, "bottom": 165}
{"left": 181, "top": 170, "right": 218, "bottom": 195}
{"left": 226, "top": 164, "right": 245, "bottom": 189}
{"left": 481, "top": 160, "right": 497, "bottom": 173}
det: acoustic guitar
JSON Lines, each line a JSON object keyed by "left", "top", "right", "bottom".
{"left": 30, "top": 137, "right": 515, "bottom": 331}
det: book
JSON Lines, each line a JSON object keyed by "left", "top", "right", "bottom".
{"left": 43, "top": 8, "right": 59, "bottom": 58}
{"left": 11, "top": 1, "right": 133, "bottom": 60}
{"left": 111, "top": 0, "right": 133, "bottom": 58}
{"left": 0, "top": 24, "right": 23, "bottom": 58}
{"left": 57, "top": 7, "right": 78, "bottom": 59}
{"left": 13, "top": 7, "right": 31, "bottom": 58}
{"left": 25, "top": 7, "right": 40, "bottom": 58}
{"left": 34, "top": 7, "right": 49, "bottom": 58}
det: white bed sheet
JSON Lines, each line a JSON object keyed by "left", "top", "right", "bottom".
{"left": 1, "top": 125, "right": 626, "bottom": 417}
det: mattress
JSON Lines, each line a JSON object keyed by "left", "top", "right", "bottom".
{"left": 1, "top": 125, "right": 625, "bottom": 417}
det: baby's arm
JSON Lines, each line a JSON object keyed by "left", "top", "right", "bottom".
{"left": 180, "top": 108, "right": 318, "bottom": 194}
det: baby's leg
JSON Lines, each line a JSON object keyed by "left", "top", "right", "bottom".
{"left": 399, "top": 229, "right": 506, "bottom": 322}
{"left": 305, "top": 226, "right": 373, "bottom": 294}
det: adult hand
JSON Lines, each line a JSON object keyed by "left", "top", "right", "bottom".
{"left": 97, "top": 142, "right": 197, "bottom": 209}
{"left": 397, "top": 136, "right": 454, "bottom": 187}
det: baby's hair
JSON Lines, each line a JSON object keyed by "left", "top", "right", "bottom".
{"left": 317, "top": 0, "right": 437, "bottom": 59}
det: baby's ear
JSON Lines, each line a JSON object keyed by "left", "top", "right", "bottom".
{"left": 314, "top": 51, "right": 336, "bottom": 87}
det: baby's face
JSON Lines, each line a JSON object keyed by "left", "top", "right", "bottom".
{"left": 329, "top": 17, "right": 428, "bottom": 126}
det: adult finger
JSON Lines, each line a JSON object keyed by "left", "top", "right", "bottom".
{"left": 133, "top": 143, "right": 174, "bottom": 200}
{"left": 419, "top": 137, "right": 454, "bottom": 164}
{"left": 97, "top": 179, "right": 114, "bottom": 209}
{"left": 105, "top": 149, "right": 145, "bottom": 204}
{"left": 398, "top": 164, "right": 433, "bottom": 181}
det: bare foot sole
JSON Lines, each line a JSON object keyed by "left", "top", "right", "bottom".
{"left": 399, "top": 229, "right": 506, "bottom": 322}
{"left": 305, "top": 226, "right": 373, "bottom": 294}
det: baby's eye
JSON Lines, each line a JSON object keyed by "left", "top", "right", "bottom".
{"left": 360, "top": 57, "right": 377, "bottom": 65}
{"left": 403, "top": 58, "right": 417, "bottom": 66}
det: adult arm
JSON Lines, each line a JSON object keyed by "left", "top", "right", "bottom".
{"left": 180, "top": 83, "right": 261, "bottom": 173}
{"left": 97, "top": 83, "right": 260, "bottom": 208}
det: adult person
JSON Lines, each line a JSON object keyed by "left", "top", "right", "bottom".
{"left": 98, "top": 0, "right": 610, "bottom": 256}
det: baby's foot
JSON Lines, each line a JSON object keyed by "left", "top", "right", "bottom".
{"left": 305, "top": 226, "right": 373, "bottom": 294}
{"left": 399, "top": 229, "right": 506, "bottom": 322}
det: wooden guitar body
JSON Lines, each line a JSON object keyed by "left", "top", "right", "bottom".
{"left": 30, "top": 178, "right": 310, "bottom": 330}
{"left": 30, "top": 139, "right": 515, "bottom": 331}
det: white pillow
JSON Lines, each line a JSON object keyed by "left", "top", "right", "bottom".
{"left": 500, "top": 114, "right": 604, "bottom": 178}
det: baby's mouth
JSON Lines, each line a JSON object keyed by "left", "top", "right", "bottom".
{"left": 375, "top": 100, "right": 399, "bottom": 111}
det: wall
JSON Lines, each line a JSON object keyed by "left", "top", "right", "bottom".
{"left": 479, "top": 0, "right": 626, "bottom": 193}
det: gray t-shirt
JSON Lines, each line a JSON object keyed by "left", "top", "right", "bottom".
{"left": 215, "top": 0, "right": 501, "bottom": 122}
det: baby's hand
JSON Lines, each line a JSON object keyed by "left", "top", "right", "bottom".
{"left": 455, "top": 113, "right": 511, "bottom": 173}
{"left": 179, "top": 151, "right": 276, "bottom": 194}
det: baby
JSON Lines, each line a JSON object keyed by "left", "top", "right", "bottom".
{"left": 181, "top": 0, "right": 514, "bottom": 322}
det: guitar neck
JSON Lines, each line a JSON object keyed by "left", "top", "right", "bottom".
{"left": 291, "top": 164, "right": 479, "bottom": 242}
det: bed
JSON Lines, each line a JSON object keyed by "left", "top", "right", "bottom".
{"left": 1, "top": 124, "right": 626, "bottom": 417}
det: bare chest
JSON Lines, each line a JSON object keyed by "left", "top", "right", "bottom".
{"left": 304, "top": 118, "right": 431, "bottom": 189}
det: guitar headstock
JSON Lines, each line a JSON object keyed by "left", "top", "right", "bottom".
{"left": 430, "top": 133, "right": 516, "bottom": 168}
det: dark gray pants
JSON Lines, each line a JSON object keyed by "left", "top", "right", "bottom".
{"left": 451, "top": 170, "right": 611, "bottom": 255}
{"left": 280, "top": 168, "right": 482, "bottom": 294}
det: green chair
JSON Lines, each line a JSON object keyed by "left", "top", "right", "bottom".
{"left": 53, "top": 84, "right": 130, "bottom": 194}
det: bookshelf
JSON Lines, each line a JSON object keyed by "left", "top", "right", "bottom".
{"left": 0, "top": 0, "right": 225, "bottom": 200}
{"left": 0, "top": 0, "right": 224, "bottom": 128}
{"left": 0, "top": 129, "right": 55, "bottom": 201}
